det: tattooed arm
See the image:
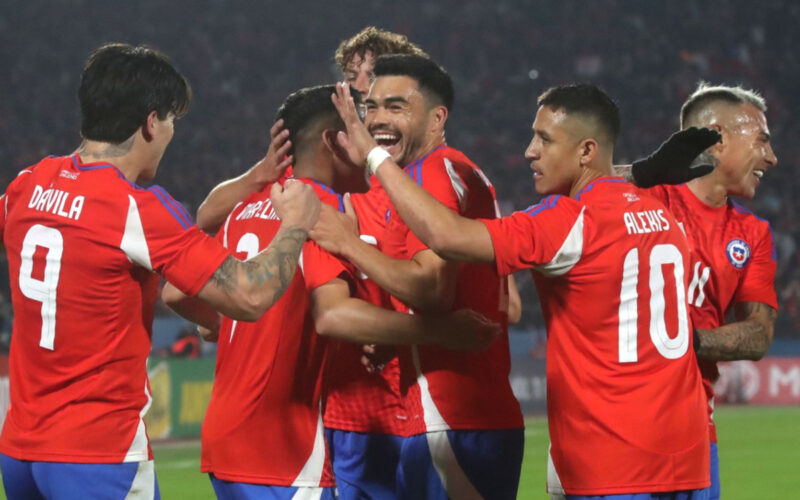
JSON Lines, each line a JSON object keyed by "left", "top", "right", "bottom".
{"left": 694, "top": 302, "right": 777, "bottom": 361}
{"left": 193, "top": 181, "right": 319, "bottom": 321}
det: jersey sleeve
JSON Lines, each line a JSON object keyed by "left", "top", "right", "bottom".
{"left": 1, "top": 169, "right": 35, "bottom": 243}
{"left": 734, "top": 222, "right": 778, "bottom": 310}
{"left": 480, "top": 195, "right": 584, "bottom": 276}
{"left": 124, "top": 186, "right": 230, "bottom": 296}
{"left": 403, "top": 157, "right": 467, "bottom": 257}
{"left": 301, "top": 240, "right": 353, "bottom": 292}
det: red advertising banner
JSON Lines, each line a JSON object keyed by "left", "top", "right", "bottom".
{"left": 714, "top": 358, "right": 800, "bottom": 405}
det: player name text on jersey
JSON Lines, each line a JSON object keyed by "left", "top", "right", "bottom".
{"left": 235, "top": 200, "right": 278, "bottom": 221}
{"left": 623, "top": 209, "right": 670, "bottom": 235}
{"left": 27, "top": 184, "right": 85, "bottom": 221}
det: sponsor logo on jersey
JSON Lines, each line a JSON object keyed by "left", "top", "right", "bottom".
{"left": 726, "top": 239, "right": 751, "bottom": 268}
{"left": 622, "top": 192, "right": 639, "bottom": 202}
{"left": 59, "top": 170, "right": 79, "bottom": 180}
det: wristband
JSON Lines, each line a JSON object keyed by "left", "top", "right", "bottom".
{"left": 366, "top": 146, "right": 391, "bottom": 174}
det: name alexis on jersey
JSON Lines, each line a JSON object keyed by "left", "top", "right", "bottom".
{"left": 27, "top": 184, "right": 85, "bottom": 220}
{"left": 623, "top": 209, "right": 670, "bottom": 235}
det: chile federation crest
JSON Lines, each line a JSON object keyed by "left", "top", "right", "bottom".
{"left": 726, "top": 239, "right": 751, "bottom": 269}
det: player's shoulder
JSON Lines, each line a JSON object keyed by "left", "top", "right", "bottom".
{"left": 728, "top": 200, "right": 772, "bottom": 231}
{"left": 519, "top": 194, "right": 579, "bottom": 218}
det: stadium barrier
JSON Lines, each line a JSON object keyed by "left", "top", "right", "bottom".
{"left": 0, "top": 355, "right": 798, "bottom": 439}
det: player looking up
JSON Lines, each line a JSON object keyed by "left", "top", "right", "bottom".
{"left": 0, "top": 43, "right": 319, "bottom": 500}
{"left": 327, "top": 81, "right": 712, "bottom": 498}
{"left": 311, "top": 55, "right": 525, "bottom": 500}
{"left": 162, "top": 84, "right": 499, "bottom": 499}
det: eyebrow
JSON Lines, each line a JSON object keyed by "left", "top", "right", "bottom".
{"left": 365, "top": 96, "right": 409, "bottom": 106}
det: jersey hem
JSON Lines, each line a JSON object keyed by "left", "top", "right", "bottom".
{"left": 562, "top": 479, "right": 711, "bottom": 495}
{"left": 0, "top": 445, "right": 145, "bottom": 464}
{"left": 201, "top": 466, "right": 335, "bottom": 487}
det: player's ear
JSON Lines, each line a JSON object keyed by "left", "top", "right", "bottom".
{"left": 429, "top": 105, "right": 448, "bottom": 134}
{"left": 578, "top": 138, "right": 598, "bottom": 166}
{"left": 322, "top": 129, "right": 349, "bottom": 163}
{"left": 142, "top": 111, "right": 158, "bottom": 142}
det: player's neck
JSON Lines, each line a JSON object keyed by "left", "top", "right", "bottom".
{"left": 687, "top": 174, "right": 728, "bottom": 207}
{"left": 568, "top": 163, "right": 612, "bottom": 198}
{"left": 412, "top": 135, "right": 446, "bottom": 165}
{"left": 292, "top": 159, "right": 336, "bottom": 193}
{"left": 75, "top": 139, "right": 142, "bottom": 182}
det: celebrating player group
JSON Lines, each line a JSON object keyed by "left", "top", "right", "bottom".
{"left": 0, "top": 25, "right": 777, "bottom": 500}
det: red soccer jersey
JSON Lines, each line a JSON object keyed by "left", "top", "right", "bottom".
{"left": 321, "top": 180, "right": 407, "bottom": 435}
{"left": 201, "top": 179, "right": 347, "bottom": 487}
{"left": 482, "top": 178, "right": 709, "bottom": 495}
{"left": 648, "top": 183, "right": 778, "bottom": 442}
{"left": 382, "top": 146, "right": 523, "bottom": 435}
{"left": 0, "top": 155, "right": 228, "bottom": 463}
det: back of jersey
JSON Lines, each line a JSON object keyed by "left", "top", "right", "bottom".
{"left": 0, "top": 155, "right": 226, "bottom": 463}
{"left": 484, "top": 178, "right": 709, "bottom": 494}
{"left": 201, "top": 180, "right": 343, "bottom": 487}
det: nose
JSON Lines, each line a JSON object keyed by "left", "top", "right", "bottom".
{"left": 353, "top": 72, "right": 370, "bottom": 95}
{"left": 524, "top": 137, "right": 539, "bottom": 162}
{"left": 765, "top": 143, "right": 778, "bottom": 167}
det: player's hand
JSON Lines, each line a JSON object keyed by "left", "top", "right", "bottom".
{"left": 197, "top": 325, "right": 219, "bottom": 343}
{"left": 270, "top": 180, "right": 320, "bottom": 231}
{"left": 631, "top": 127, "right": 722, "bottom": 188}
{"left": 331, "top": 82, "right": 379, "bottom": 167}
{"left": 309, "top": 194, "right": 360, "bottom": 256}
{"left": 361, "top": 344, "right": 397, "bottom": 373}
{"left": 436, "top": 309, "right": 501, "bottom": 351}
{"left": 251, "top": 119, "right": 294, "bottom": 185}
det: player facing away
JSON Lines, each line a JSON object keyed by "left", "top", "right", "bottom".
{"left": 0, "top": 44, "right": 320, "bottom": 500}
{"left": 161, "top": 84, "right": 499, "bottom": 500}
{"left": 311, "top": 55, "right": 524, "bottom": 500}
{"left": 641, "top": 84, "right": 778, "bottom": 500}
{"left": 329, "top": 81, "right": 712, "bottom": 499}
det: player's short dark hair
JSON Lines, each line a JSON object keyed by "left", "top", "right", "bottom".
{"left": 537, "top": 84, "right": 620, "bottom": 144}
{"left": 373, "top": 54, "right": 454, "bottom": 110}
{"left": 79, "top": 43, "right": 191, "bottom": 144}
{"left": 680, "top": 82, "right": 766, "bottom": 128}
{"left": 276, "top": 84, "right": 362, "bottom": 158}
{"left": 334, "top": 26, "right": 427, "bottom": 71}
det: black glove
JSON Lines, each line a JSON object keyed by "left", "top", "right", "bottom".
{"left": 631, "top": 127, "right": 722, "bottom": 188}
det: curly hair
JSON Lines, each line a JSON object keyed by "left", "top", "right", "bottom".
{"left": 334, "top": 26, "right": 427, "bottom": 70}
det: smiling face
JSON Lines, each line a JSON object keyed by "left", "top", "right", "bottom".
{"left": 343, "top": 50, "right": 376, "bottom": 95}
{"left": 713, "top": 103, "right": 777, "bottom": 199}
{"left": 364, "top": 75, "right": 438, "bottom": 167}
{"left": 524, "top": 106, "right": 584, "bottom": 196}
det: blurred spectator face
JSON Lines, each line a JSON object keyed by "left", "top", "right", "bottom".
{"left": 524, "top": 106, "right": 583, "bottom": 196}
{"left": 343, "top": 50, "right": 376, "bottom": 95}
{"left": 715, "top": 103, "right": 777, "bottom": 199}
{"left": 365, "top": 75, "right": 433, "bottom": 167}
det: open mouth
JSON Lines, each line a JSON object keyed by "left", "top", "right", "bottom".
{"left": 753, "top": 169, "right": 765, "bottom": 179}
{"left": 371, "top": 131, "right": 401, "bottom": 150}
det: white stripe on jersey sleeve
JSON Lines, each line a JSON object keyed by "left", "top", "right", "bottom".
{"left": 120, "top": 195, "right": 153, "bottom": 271}
{"left": 534, "top": 207, "right": 586, "bottom": 277}
{"left": 291, "top": 405, "right": 327, "bottom": 487}
{"left": 444, "top": 158, "right": 468, "bottom": 213}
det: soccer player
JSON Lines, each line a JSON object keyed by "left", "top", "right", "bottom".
{"left": 162, "top": 84, "right": 499, "bottom": 499}
{"left": 635, "top": 84, "right": 779, "bottom": 500}
{"left": 311, "top": 55, "right": 525, "bottom": 500}
{"left": 0, "top": 43, "right": 320, "bottom": 500}
{"left": 328, "top": 80, "right": 712, "bottom": 498}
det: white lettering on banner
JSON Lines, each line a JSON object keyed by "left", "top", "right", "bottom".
{"left": 770, "top": 365, "right": 800, "bottom": 397}
{"left": 27, "top": 184, "right": 84, "bottom": 220}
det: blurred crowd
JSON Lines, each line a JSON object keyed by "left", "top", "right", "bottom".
{"left": 1, "top": 0, "right": 798, "bottom": 345}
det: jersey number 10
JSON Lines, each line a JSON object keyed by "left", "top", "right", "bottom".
{"left": 618, "top": 244, "right": 690, "bottom": 363}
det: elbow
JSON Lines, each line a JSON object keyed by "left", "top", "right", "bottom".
{"left": 314, "top": 309, "right": 338, "bottom": 338}
{"left": 224, "top": 287, "right": 274, "bottom": 322}
{"left": 161, "top": 283, "right": 185, "bottom": 309}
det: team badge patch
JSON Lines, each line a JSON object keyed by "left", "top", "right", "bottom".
{"left": 726, "top": 239, "right": 751, "bottom": 268}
